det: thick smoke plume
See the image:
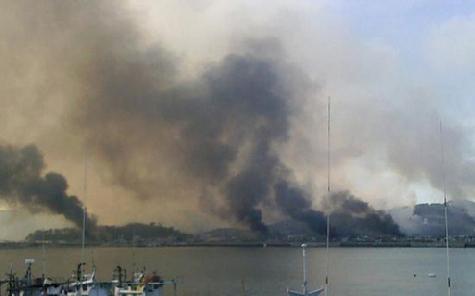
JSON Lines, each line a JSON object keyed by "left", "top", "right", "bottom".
{"left": 0, "top": 144, "right": 94, "bottom": 229}
{"left": 0, "top": 1, "right": 412, "bottom": 234}
{"left": 80, "top": 49, "right": 301, "bottom": 233}
{"left": 276, "top": 183, "right": 401, "bottom": 236}
{"left": 328, "top": 191, "right": 401, "bottom": 236}
{"left": 275, "top": 181, "right": 327, "bottom": 235}
{"left": 74, "top": 26, "right": 400, "bottom": 234}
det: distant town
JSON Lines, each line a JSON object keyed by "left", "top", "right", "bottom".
{"left": 3, "top": 231, "right": 475, "bottom": 249}
{"left": 3, "top": 224, "right": 475, "bottom": 249}
{"left": 0, "top": 200, "right": 472, "bottom": 249}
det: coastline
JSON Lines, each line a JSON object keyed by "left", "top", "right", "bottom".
{"left": 0, "top": 241, "right": 473, "bottom": 249}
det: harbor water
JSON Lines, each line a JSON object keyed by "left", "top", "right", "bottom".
{"left": 0, "top": 247, "right": 473, "bottom": 296}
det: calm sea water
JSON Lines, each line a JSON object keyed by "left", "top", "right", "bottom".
{"left": 0, "top": 247, "right": 472, "bottom": 296}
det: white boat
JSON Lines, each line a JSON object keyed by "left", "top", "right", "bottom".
{"left": 64, "top": 263, "right": 110, "bottom": 296}
{"left": 112, "top": 267, "right": 176, "bottom": 296}
{"left": 2, "top": 261, "right": 175, "bottom": 296}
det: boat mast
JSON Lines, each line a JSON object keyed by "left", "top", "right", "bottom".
{"left": 81, "top": 151, "right": 88, "bottom": 264}
{"left": 324, "top": 96, "right": 331, "bottom": 296}
{"left": 440, "top": 121, "right": 451, "bottom": 296}
{"left": 302, "top": 244, "right": 308, "bottom": 295}
{"left": 41, "top": 232, "right": 46, "bottom": 276}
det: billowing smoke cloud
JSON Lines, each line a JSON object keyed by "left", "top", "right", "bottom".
{"left": 0, "top": 144, "right": 94, "bottom": 229}
{"left": 2, "top": 0, "right": 472, "bottom": 235}
{"left": 275, "top": 183, "right": 401, "bottom": 236}
{"left": 0, "top": 0, "right": 405, "bottom": 234}
{"left": 78, "top": 46, "right": 307, "bottom": 232}
{"left": 72, "top": 20, "right": 400, "bottom": 234}
{"left": 275, "top": 181, "right": 327, "bottom": 234}
{"left": 328, "top": 191, "right": 401, "bottom": 236}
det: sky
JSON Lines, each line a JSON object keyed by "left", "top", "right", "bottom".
{"left": 1, "top": 0, "right": 475, "bottom": 239}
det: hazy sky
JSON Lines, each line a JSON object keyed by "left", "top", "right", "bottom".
{"left": 1, "top": 0, "right": 475, "bottom": 239}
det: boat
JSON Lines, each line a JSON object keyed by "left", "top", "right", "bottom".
{"left": 112, "top": 266, "right": 176, "bottom": 296}
{"left": 286, "top": 244, "right": 324, "bottom": 296}
{"left": 0, "top": 155, "right": 176, "bottom": 296}
{"left": 286, "top": 97, "right": 332, "bottom": 296}
{"left": 2, "top": 259, "right": 64, "bottom": 296}
{"left": 62, "top": 263, "right": 110, "bottom": 296}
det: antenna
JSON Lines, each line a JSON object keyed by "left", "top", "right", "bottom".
{"left": 439, "top": 121, "right": 451, "bottom": 296}
{"left": 324, "top": 96, "right": 331, "bottom": 296}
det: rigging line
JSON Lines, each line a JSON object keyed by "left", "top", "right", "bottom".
{"left": 439, "top": 120, "right": 451, "bottom": 296}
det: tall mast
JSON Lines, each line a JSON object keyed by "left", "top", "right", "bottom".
{"left": 439, "top": 121, "right": 451, "bottom": 296}
{"left": 81, "top": 151, "right": 88, "bottom": 264}
{"left": 324, "top": 96, "right": 331, "bottom": 296}
{"left": 302, "top": 244, "right": 308, "bottom": 295}
{"left": 42, "top": 232, "right": 46, "bottom": 276}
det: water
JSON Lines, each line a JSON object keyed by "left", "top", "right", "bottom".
{"left": 0, "top": 246, "right": 472, "bottom": 296}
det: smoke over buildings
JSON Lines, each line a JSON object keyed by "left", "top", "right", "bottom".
{"left": 0, "top": 1, "right": 473, "bottom": 236}
{"left": 327, "top": 191, "right": 401, "bottom": 236}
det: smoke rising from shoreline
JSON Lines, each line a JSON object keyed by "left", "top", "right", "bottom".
{"left": 328, "top": 191, "right": 401, "bottom": 236}
{"left": 276, "top": 183, "right": 401, "bottom": 236}
{"left": 0, "top": 144, "right": 94, "bottom": 229}
{"left": 1, "top": 1, "right": 472, "bottom": 235}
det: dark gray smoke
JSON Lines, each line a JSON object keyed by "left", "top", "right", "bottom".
{"left": 46, "top": 2, "right": 400, "bottom": 234}
{"left": 274, "top": 181, "right": 327, "bottom": 234}
{"left": 0, "top": 144, "right": 94, "bottom": 229}
{"left": 328, "top": 191, "right": 401, "bottom": 236}
{"left": 79, "top": 48, "right": 298, "bottom": 232}
{"left": 275, "top": 183, "right": 401, "bottom": 236}
{"left": 0, "top": 1, "right": 406, "bottom": 234}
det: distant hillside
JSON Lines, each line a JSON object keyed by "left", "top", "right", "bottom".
{"left": 389, "top": 200, "right": 475, "bottom": 236}
{"left": 26, "top": 222, "right": 191, "bottom": 244}
{"left": 268, "top": 220, "right": 314, "bottom": 236}
{"left": 197, "top": 221, "right": 322, "bottom": 242}
{"left": 197, "top": 228, "right": 260, "bottom": 241}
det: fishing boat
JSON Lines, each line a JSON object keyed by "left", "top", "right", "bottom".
{"left": 0, "top": 261, "right": 175, "bottom": 296}
{"left": 2, "top": 259, "right": 64, "bottom": 296}
{"left": 112, "top": 266, "right": 176, "bottom": 296}
{"left": 1, "top": 155, "right": 176, "bottom": 296}
{"left": 62, "top": 263, "right": 110, "bottom": 296}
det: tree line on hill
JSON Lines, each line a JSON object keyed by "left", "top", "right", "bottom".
{"left": 25, "top": 222, "right": 191, "bottom": 244}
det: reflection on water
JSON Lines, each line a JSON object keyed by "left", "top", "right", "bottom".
{"left": 0, "top": 247, "right": 473, "bottom": 296}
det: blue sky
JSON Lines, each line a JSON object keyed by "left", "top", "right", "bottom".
{"left": 291, "top": 0, "right": 475, "bottom": 205}
{"left": 325, "top": 0, "right": 475, "bottom": 116}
